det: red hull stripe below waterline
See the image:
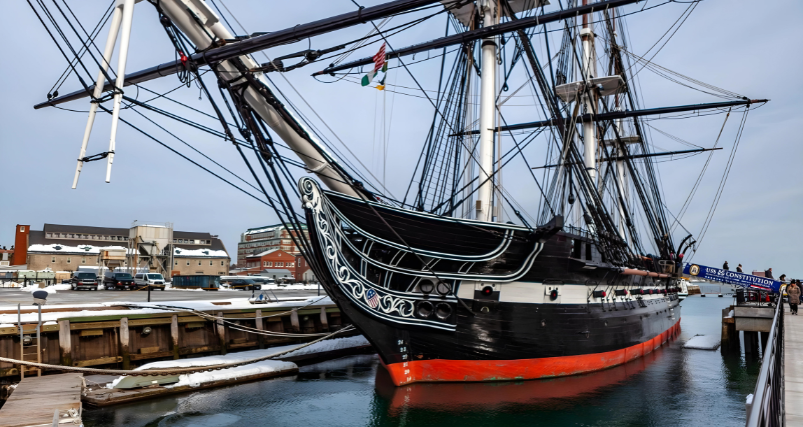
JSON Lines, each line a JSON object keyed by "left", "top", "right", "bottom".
{"left": 384, "top": 318, "right": 681, "bottom": 386}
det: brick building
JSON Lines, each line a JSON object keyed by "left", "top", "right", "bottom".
{"left": 241, "top": 249, "right": 296, "bottom": 276}
{"left": 236, "top": 224, "right": 309, "bottom": 267}
{"left": 14, "top": 223, "right": 230, "bottom": 276}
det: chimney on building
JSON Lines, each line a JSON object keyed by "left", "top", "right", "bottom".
{"left": 12, "top": 225, "right": 30, "bottom": 266}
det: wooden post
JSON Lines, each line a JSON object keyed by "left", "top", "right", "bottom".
{"left": 119, "top": 318, "right": 130, "bottom": 370}
{"left": 721, "top": 307, "right": 730, "bottom": 347}
{"left": 171, "top": 315, "right": 179, "bottom": 359}
{"left": 58, "top": 320, "right": 72, "bottom": 367}
{"left": 217, "top": 311, "right": 227, "bottom": 355}
{"left": 255, "top": 309, "right": 264, "bottom": 349}
{"left": 320, "top": 307, "right": 329, "bottom": 332}
{"left": 290, "top": 309, "right": 300, "bottom": 333}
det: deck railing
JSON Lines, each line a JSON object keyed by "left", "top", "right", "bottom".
{"left": 745, "top": 298, "right": 784, "bottom": 427}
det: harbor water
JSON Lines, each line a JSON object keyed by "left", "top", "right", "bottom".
{"left": 84, "top": 288, "right": 760, "bottom": 427}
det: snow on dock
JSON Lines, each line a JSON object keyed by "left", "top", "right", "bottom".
{"left": 84, "top": 335, "right": 371, "bottom": 406}
{"left": 684, "top": 335, "right": 721, "bottom": 350}
{"left": 0, "top": 296, "right": 332, "bottom": 324}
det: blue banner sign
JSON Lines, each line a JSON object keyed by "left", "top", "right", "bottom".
{"left": 683, "top": 264, "right": 782, "bottom": 294}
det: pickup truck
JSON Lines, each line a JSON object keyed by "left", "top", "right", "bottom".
{"left": 69, "top": 272, "right": 98, "bottom": 291}
{"left": 103, "top": 272, "right": 136, "bottom": 290}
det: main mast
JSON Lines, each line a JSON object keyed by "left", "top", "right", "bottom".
{"left": 580, "top": 0, "right": 598, "bottom": 183}
{"left": 476, "top": 0, "right": 498, "bottom": 222}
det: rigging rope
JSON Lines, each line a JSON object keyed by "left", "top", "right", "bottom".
{"left": 690, "top": 107, "right": 750, "bottom": 258}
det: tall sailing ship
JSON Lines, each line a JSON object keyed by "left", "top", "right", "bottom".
{"left": 31, "top": 0, "right": 764, "bottom": 386}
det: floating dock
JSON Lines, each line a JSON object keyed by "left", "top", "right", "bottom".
{"left": 82, "top": 336, "right": 372, "bottom": 406}
{"left": 0, "top": 373, "right": 82, "bottom": 426}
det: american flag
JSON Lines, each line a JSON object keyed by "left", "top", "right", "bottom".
{"left": 366, "top": 289, "right": 380, "bottom": 309}
{"left": 372, "top": 43, "right": 386, "bottom": 72}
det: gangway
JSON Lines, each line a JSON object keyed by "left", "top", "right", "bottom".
{"left": 683, "top": 263, "right": 782, "bottom": 294}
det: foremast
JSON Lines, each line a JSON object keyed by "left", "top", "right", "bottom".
{"left": 476, "top": 0, "right": 499, "bottom": 222}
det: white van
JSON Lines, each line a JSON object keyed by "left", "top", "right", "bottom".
{"left": 134, "top": 273, "right": 166, "bottom": 290}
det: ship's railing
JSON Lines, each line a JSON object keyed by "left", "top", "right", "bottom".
{"left": 745, "top": 298, "right": 784, "bottom": 427}
{"left": 562, "top": 225, "right": 598, "bottom": 242}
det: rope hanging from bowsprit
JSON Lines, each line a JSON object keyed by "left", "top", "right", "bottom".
{"left": 79, "top": 150, "right": 114, "bottom": 163}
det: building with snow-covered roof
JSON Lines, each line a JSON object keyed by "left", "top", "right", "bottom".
{"left": 13, "top": 223, "right": 230, "bottom": 276}
{"left": 172, "top": 247, "right": 230, "bottom": 276}
{"left": 239, "top": 249, "right": 296, "bottom": 276}
{"left": 236, "top": 223, "right": 309, "bottom": 267}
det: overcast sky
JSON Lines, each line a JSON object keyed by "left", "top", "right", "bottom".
{"left": 1, "top": 0, "right": 800, "bottom": 278}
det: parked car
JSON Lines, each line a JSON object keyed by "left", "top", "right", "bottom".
{"left": 134, "top": 273, "right": 166, "bottom": 291}
{"left": 103, "top": 272, "right": 136, "bottom": 290}
{"left": 226, "top": 278, "right": 261, "bottom": 291}
{"left": 248, "top": 277, "right": 276, "bottom": 286}
{"left": 69, "top": 272, "right": 98, "bottom": 291}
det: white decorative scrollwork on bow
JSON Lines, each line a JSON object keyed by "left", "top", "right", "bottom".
{"left": 300, "top": 178, "right": 416, "bottom": 319}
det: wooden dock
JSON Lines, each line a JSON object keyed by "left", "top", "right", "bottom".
{"left": 784, "top": 305, "right": 803, "bottom": 425}
{"left": 0, "top": 373, "right": 82, "bottom": 427}
{"left": 0, "top": 298, "right": 350, "bottom": 378}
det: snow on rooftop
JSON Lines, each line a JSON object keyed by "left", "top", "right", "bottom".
{"left": 28, "top": 244, "right": 129, "bottom": 254}
{"left": 249, "top": 249, "right": 280, "bottom": 257}
{"left": 244, "top": 224, "right": 307, "bottom": 235}
{"left": 244, "top": 225, "right": 281, "bottom": 235}
{"left": 173, "top": 247, "right": 228, "bottom": 258}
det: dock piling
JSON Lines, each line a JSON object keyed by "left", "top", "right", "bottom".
{"left": 170, "top": 315, "right": 179, "bottom": 359}
{"left": 216, "top": 311, "right": 227, "bottom": 355}
{"left": 290, "top": 309, "right": 300, "bottom": 333}
{"left": 255, "top": 309, "right": 264, "bottom": 349}
{"left": 58, "top": 320, "right": 72, "bottom": 367}
{"left": 120, "top": 317, "right": 130, "bottom": 370}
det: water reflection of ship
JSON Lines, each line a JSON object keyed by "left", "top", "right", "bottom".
{"left": 375, "top": 328, "right": 678, "bottom": 415}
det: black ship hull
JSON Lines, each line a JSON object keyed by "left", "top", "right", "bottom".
{"left": 299, "top": 178, "right": 682, "bottom": 386}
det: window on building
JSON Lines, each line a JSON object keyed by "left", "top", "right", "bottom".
{"left": 175, "top": 261, "right": 178, "bottom": 266}
{"left": 276, "top": 262, "right": 284, "bottom": 267}
{"left": 66, "top": 257, "right": 71, "bottom": 264}
{"left": 263, "top": 261, "right": 267, "bottom": 267}
{"left": 81, "top": 257, "right": 86, "bottom": 264}
{"left": 209, "top": 260, "right": 213, "bottom": 266}
{"left": 198, "top": 260, "right": 202, "bottom": 266}
{"left": 186, "top": 261, "right": 190, "bottom": 266}
{"left": 46, "top": 233, "right": 52, "bottom": 238}
{"left": 19, "top": 226, "right": 25, "bottom": 232}
{"left": 51, "top": 256, "right": 55, "bottom": 263}
{"left": 206, "top": 240, "right": 211, "bottom": 244}
{"left": 288, "top": 262, "right": 294, "bottom": 267}
{"left": 266, "top": 262, "right": 273, "bottom": 267}
{"left": 221, "top": 261, "right": 224, "bottom": 266}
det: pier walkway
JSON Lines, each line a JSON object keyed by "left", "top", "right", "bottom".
{"left": 785, "top": 306, "right": 803, "bottom": 425}
{"left": 0, "top": 372, "right": 82, "bottom": 426}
